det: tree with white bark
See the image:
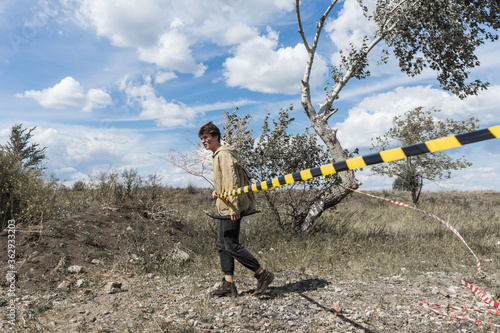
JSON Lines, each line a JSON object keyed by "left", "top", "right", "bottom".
{"left": 295, "top": 0, "right": 499, "bottom": 231}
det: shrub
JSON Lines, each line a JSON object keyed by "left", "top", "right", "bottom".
{"left": 0, "top": 124, "right": 56, "bottom": 229}
{"left": 0, "top": 151, "right": 57, "bottom": 229}
{"left": 72, "top": 180, "right": 86, "bottom": 191}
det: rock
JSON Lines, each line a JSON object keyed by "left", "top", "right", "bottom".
{"left": 171, "top": 248, "right": 190, "bottom": 263}
{"left": 57, "top": 281, "right": 71, "bottom": 290}
{"left": 331, "top": 302, "right": 342, "bottom": 313}
{"left": 91, "top": 259, "right": 103, "bottom": 265}
{"left": 68, "top": 265, "right": 83, "bottom": 274}
{"left": 104, "top": 282, "right": 122, "bottom": 294}
{"left": 76, "top": 279, "right": 86, "bottom": 288}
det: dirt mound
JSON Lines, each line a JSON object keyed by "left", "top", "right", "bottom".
{"left": 0, "top": 205, "right": 180, "bottom": 293}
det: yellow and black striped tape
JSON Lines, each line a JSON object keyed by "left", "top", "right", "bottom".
{"left": 219, "top": 125, "right": 500, "bottom": 198}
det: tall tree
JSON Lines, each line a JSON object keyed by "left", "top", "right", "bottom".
{"left": 295, "top": 0, "right": 498, "bottom": 231}
{"left": 371, "top": 107, "right": 479, "bottom": 205}
{"left": 3, "top": 123, "right": 47, "bottom": 170}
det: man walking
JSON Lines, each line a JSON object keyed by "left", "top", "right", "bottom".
{"left": 199, "top": 121, "right": 274, "bottom": 297}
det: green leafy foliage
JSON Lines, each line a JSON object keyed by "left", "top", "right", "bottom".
{"left": 225, "top": 107, "right": 335, "bottom": 231}
{"left": 373, "top": 0, "right": 499, "bottom": 98}
{"left": 245, "top": 107, "right": 330, "bottom": 181}
{"left": 0, "top": 124, "right": 56, "bottom": 229}
{"left": 4, "top": 123, "right": 47, "bottom": 170}
{"left": 370, "top": 107, "right": 480, "bottom": 205}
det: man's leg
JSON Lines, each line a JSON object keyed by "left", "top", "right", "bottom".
{"left": 212, "top": 220, "right": 237, "bottom": 297}
{"left": 217, "top": 219, "right": 235, "bottom": 276}
{"left": 220, "top": 218, "right": 260, "bottom": 272}
{"left": 218, "top": 218, "right": 274, "bottom": 296}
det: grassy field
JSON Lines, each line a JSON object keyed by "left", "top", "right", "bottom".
{"left": 161, "top": 187, "right": 500, "bottom": 278}
{"left": 65, "top": 182, "right": 500, "bottom": 292}
{"left": 1, "top": 180, "right": 499, "bottom": 332}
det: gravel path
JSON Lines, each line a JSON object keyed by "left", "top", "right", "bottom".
{"left": 5, "top": 268, "right": 498, "bottom": 332}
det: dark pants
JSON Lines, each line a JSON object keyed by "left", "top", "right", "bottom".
{"left": 218, "top": 218, "right": 260, "bottom": 275}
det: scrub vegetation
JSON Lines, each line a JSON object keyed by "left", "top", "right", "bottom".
{"left": 1, "top": 170, "right": 499, "bottom": 331}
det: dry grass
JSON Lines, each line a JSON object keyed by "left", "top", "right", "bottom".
{"left": 3, "top": 178, "right": 500, "bottom": 332}
{"left": 168, "top": 188, "right": 500, "bottom": 286}
{"left": 10, "top": 173, "right": 500, "bottom": 281}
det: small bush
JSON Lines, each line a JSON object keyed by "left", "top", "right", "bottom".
{"left": 186, "top": 183, "right": 197, "bottom": 194}
{"left": 72, "top": 180, "right": 86, "bottom": 191}
{"left": 0, "top": 151, "right": 58, "bottom": 229}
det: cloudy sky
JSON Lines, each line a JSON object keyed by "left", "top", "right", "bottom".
{"left": 1, "top": 0, "right": 499, "bottom": 191}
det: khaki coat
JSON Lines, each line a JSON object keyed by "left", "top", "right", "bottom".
{"left": 212, "top": 145, "right": 255, "bottom": 216}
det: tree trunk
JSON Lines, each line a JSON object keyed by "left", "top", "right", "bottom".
{"left": 300, "top": 114, "right": 361, "bottom": 232}
{"left": 295, "top": 0, "right": 362, "bottom": 232}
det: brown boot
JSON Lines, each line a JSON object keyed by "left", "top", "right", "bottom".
{"left": 211, "top": 278, "right": 238, "bottom": 297}
{"left": 253, "top": 270, "right": 274, "bottom": 296}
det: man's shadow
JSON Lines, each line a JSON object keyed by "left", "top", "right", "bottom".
{"left": 241, "top": 277, "right": 328, "bottom": 298}
{"left": 241, "top": 278, "right": 374, "bottom": 333}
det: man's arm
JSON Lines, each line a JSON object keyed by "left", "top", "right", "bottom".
{"left": 211, "top": 189, "right": 240, "bottom": 220}
{"left": 217, "top": 151, "right": 241, "bottom": 218}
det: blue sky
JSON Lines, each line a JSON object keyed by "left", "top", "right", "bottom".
{"left": 1, "top": 0, "right": 499, "bottom": 191}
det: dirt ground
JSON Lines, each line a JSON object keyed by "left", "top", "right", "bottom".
{"left": 0, "top": 205, "right": 179, "bottom": 293}
{"left": 1, "top": 205, "right": 499, "bottom": 332}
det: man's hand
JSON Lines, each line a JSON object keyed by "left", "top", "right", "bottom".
{"left": 212, "top": 190, "right": 239, "bottom": 220}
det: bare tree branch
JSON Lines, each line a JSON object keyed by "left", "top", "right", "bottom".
{"left": 295, "top": 0, "right": 310, "bottom": 53}
{"left": 318, "top": 0, "right": 418, "bottom": 118}
{"left": 149, "top": 142, "right": 214, "bottom": 188}
{"left": 298, "top": 0, "right": 339, "bottom": 120}
{"left": 320, "top": 33, "right": 386, "bottom": 117}
{"left": 324, "top": 108, "right": 338, "bottom": 122}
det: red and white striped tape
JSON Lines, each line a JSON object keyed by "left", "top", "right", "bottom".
{"left": 419, "top": 302, "right": 500, "bottom": 327}
{"left": 342, "top": 185, "right": 500, "bottom": 328}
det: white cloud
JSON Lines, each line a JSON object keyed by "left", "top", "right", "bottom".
{"left": 155, "top": 71, "right": 178, "bottom": 84}
{"left": 335, "top": 85, "right": 500, "bottom": 150}
{"left": 16, "top": 76, "right": 112, "bottom": 111}
{"left": 73, "top": 0, "right": 164, "bottom": 47}
{"left": 18, "top": 124, "right": 136, "bottom": 171}
{"left": 355, "top": 172, "right": 392, "bottom": 190}
{"left": 137, "top": 30, "right": 207, "bottom": 77}
{"left": 84, "top": 88, "right": 113, "bottom": 112}
{"left": 191, "top": 98, "right": 259, "bottom": 113}
{"left": 32, "top": 127, "right": 59, "bottom": 147}
{"left": 0, "top": 128, "right": 10, "bottom": 143}
{"left": 222, "top": 22, "right": 258, "bottom": 45}
{"left": 17, "top": 77, "right": 85, "bottom": 108}
{"left": 21, "top": 123, "right": 164, "bottom": 178}
{"left": 67, "top": 0, "right": 295, "bottom": 76}
{"left": 120, "top": 76, "right": 197, "bottom": 127}
{"left": 16, "top": 122, "right": 202, "bottom": 187}
{"left": 325, "top": 0, "right": 378, "bottom": 60}
{"left": 223, "top": 27, "right": 327, "bottom": 94}
{"left": 63, "top": 129, "right": 131, "bottom": 165}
